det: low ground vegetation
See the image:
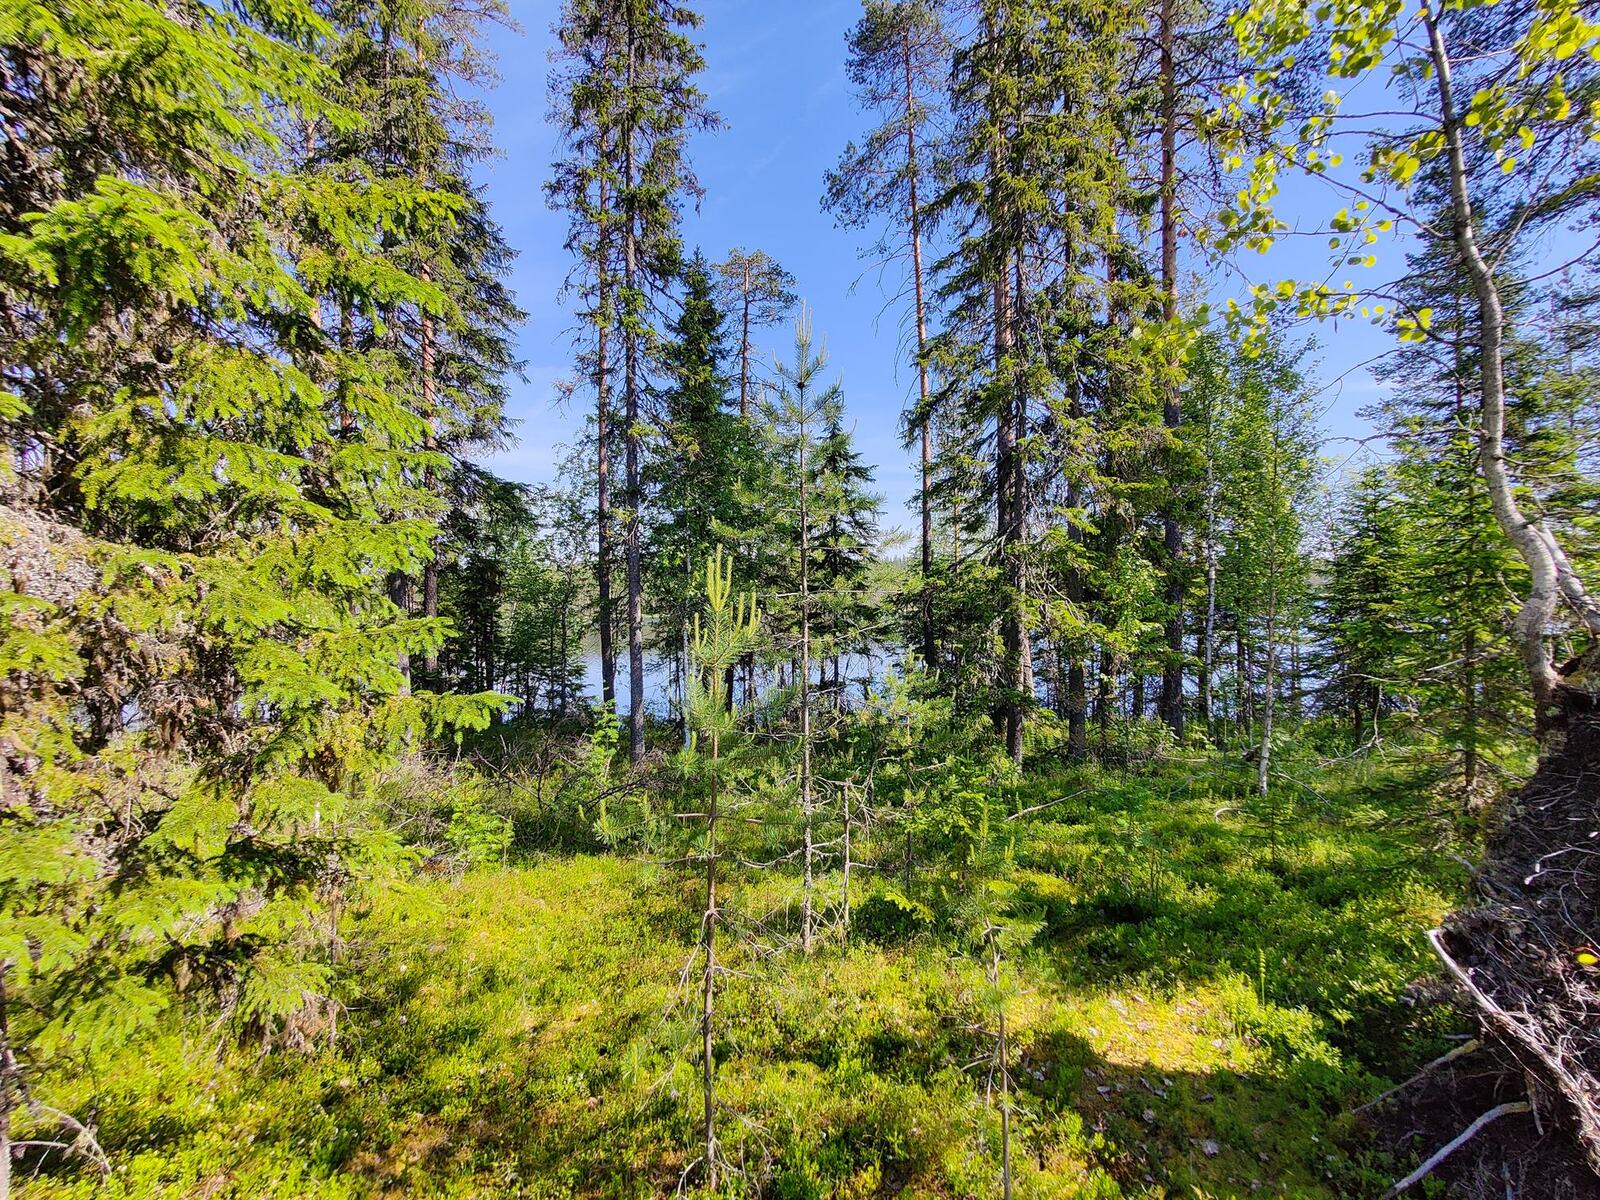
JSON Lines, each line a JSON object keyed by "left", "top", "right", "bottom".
{"left": 21, "top": 734, "right": 1480, "bottom": 1199}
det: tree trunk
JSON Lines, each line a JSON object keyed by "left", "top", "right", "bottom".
{"left": 702, "top": 728, "right": 720, "bottom": 1189}
{"left": 418, "top": 262, "right": 439, "bottom": 683}
{"left": 1, "top": 966, "right": 12, "bottom": 1200}
{"left": 988, "top": 9, "right": 1024, "bottom": 765}
{"left": 798, "top": 370, "right": 816, "bottom": 955}
{"left": 906, "top": 32, "right": 936, "bottom": 673}
{"left": 1012, "top": 256, "right": 1032, "bottom": 755}
{"left": 1096, "top": 649, "right": 1113, "bottom": 752}
{"left": 1068, "top": 658, "right": 1088, "bottom": 757}
{"left": 993, "top": 256, "right": 1025, "bottom": 763}
{"left": 681, "top": 611, "right": 692, "bottom": 748}
{"left": 1236, "top": 627, "right": 1252, "bottom": 737}
{"left": 1287, "top": 631, "right": 1302, "bottom": 721}
{"left": 1418, "top": 21, "right": 1600, "bottom": 1173}
{"left": 597, "top": 158, "right": 617, "bottom": 708}
{"left": 987, "top": 930, "right": 1013, "bottom": 1200}
{"left": 1258, "top": 570, "right": 1277, "bottom": 799}
{"left": 738, "top": 263, "right": 753, "bottom": 419}
{"left": 1200, "top": 395, "right": 1218, "bottom": 738}
{"left": 1462, "top": 624, "right": 1479, "bottom": 794}
{"left": 1157, "top": 0, "right": 1185, "bottom": 737}
{"left": 389, "top": 573, "right": 412, "bottom": 694}
{"left": 841, "top": 787, "right": 852, "bottom": 945}
{"left": 623, "top": 21, "right": 646, "bottom": 763}
{"left": 995, "top": 249, "right": 1021, "bottom": 761}
{"left": 1065, "top": 412, "right": 1088, "bottom": 758}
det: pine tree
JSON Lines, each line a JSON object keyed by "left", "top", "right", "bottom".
{"left": 826, "top": 0, "right": 949, "bottom": 669}
{"left": 678, "top": 547, "right": 761, "bottom": 1189}
{"left": 547, "top": 0, "right": 719, "bottom": 762}
{"left": 714, "top": 248, "right": 797, "bottom": 419}
{"left": 1140, "top": 0, "right": 1249, "bottom": 736}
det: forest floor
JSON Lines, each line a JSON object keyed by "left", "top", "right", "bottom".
{"left": 26, "top": 754, "right": 1477, "bottom": 1199}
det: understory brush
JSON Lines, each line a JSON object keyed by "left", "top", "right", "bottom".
{"left": 22, "top": 743, "right": 1476, "bottom": 1199}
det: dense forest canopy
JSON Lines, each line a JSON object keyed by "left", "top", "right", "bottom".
{"left": 1, "top": 0, "right": 1598, "bottom": 1197}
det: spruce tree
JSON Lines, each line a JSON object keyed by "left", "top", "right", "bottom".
{"left": 929, "top": 0, "right": 1156, "bottom": 762}
{"left": 0, "top": 0, "right": 503, "bottom": 1182}
{"left": 811, "top": 400, "right": 883, "bottom": 704}
{"left": 1366, "top": 189, "right": 1533, "bottom": 784}
{"left": 760, "top": 309, "right": 843, "bottom": 953}
{"left": 547, "top": 0, "right": 623, "bottom": 707}
{"left": 1315, "top": 468, "right": 1412, "bottom": 744}
{"left": 1211, "top": 333, "right": 1318, "bottom": 756}
{"left": 317, "top": 0, "right": 522, "bottom": 693}
{"left": 646, "top": 253, "right": 746, "bottom": 730}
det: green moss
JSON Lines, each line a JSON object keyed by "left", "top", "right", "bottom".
{"left": 26, "top": 756, "right": 1462, "bottom": 1198}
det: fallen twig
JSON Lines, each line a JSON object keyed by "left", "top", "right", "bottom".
{"left": 1381, "top": 1101, "right": 1531, "bottom": 1197}
{"left": 1352, "top": 1039, "right": 1482, "bottom": 1115}
{"left": 1007, "top": 788, "right": 1089, "bottom": 822}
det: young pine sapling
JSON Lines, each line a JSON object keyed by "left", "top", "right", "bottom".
{"left": 680, "top": 546, "right": 761, "bottom": 1190}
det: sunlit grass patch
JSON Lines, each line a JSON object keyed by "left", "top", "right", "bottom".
{"left": 26, "top": 753, "right": 1463, "bottom": 1199}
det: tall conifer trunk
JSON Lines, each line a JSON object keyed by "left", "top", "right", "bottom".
{"left": 622, "top": 14, "right": 645, "bottom": 763}
{"left": 737, "top": 261, "right": 753, "bottom": 418}
{"left": 597, "top": 155, "right": 617, "bottom": 708}
{"left": 1157, "top": 0, "right": 1185, "bottom": 736}
{"left": 995, "top": 255, "right": 1023, "bottom": 762}
{"left": 1013, "top": 255, "right": 1033, "bottom": 722}
{"left": 798, "top": 359, "right": 816, "bottom": 955}
{"left": 420, "top": 264, "right": 439, "bottom": 682}
{"left": 416, "top": 36, "right": 439, "bottom": 684}
{"left": 981, "top": 10, "right": 1024, "bottom": 764}
{"left": 1200, "top": 389, "right": 1218, "bottom": 737}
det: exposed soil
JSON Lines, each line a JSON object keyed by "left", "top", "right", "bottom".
{"left": 1385, "top": 653, "right": 1600, "bottom": 1198}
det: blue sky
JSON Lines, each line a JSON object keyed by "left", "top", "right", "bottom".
{"left": 475, "top": 1, "right": 1400, "bottom": 530}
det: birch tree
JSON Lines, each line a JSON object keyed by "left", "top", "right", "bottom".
{"left": 1224, "top": 0, "right": 1600, "bottom": 1169}
{"left": 1223, "top": 0, "right": 1600, "bottom": 713}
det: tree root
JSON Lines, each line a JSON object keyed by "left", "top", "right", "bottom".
{"left": 1428, "top": 925, "right": 1600, "bottom": 1174}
